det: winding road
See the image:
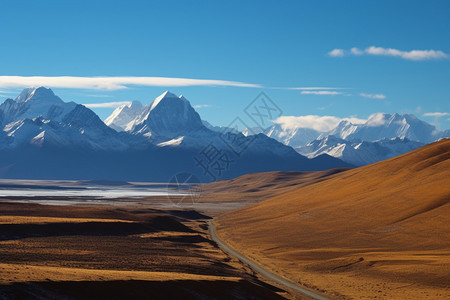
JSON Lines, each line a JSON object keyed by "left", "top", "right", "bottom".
{"left": 208, "top": 221, "right": 329, "bottom": 300}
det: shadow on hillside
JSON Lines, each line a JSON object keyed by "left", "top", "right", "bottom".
{"left": 0, "top": 215, "right": 195, "bottom": 241}
{"left": 0, "top": 279, "right": 285, "bottom": 300}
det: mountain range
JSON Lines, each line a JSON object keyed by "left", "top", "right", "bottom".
{"left": 0, "top": 87, "right": 350, "bottom": 182}
{"left": 243, "top": 112, "right": 449, "bottom": 166}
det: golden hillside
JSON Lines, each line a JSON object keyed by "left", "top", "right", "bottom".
{"left": 216, "top": 139, "right": 450, "bottom": 299}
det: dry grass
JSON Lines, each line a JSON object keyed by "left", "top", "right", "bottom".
{"left": 216, "top": 139, "right": 450, "bottom": 299}
{"left": 200, "top": 168, "right": 348, "bottom": 203}
{"left": 0, "top": 263, "right": 240, "bottom": 284}
{"left": 0, "top": 203, "right": 286, "bottom": 299}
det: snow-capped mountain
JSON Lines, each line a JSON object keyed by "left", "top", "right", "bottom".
{"left": 265, "top": 124, "right": 321, "bottom": 147}
{"left": 297, "top": 135, "right": 425, "bottom": 166}
{"left": 0, "top": 88, "right": 351, "bottom": 182}
{"left": 0, "top": 87, "right": 128, "bottom": 150}
{"left": 0, "top": 87, "right": 76, "bottom": 124}
{"left": 106, "top": 91, "right": 209, "bottom": 142}
{"left": 325, "top": 113, "right": 447, "bottom": 143}
{"left": 104, "top": 100, "right": 143, "bottom": 132}
{"left": 109, "top": 91, "right": 336, "bottom": 160}
{"left": 261, "top": 112, "right": 448, "bottom": 166}
{"left": 129, "top": 91, "right": 207, "bottom": 140}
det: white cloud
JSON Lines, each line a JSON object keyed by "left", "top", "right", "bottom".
{"left": 350, "top": 47, "right": 364, "bottom": 55}
{"left": 359, "top": 92, "right": 386, "bottom": 99}
{"left": 0, "top": 76, "right": 262, "bottom": 91}
{"left": 83, "top": 101, "right": 132, "bottom": 108}
{"left": 301, "top": 90, "right": 341, "bottom": 95}
{"left": 273, "top": 115, "right": 366, "bottom": 132}
{"left": 328, "top": 49, "right": 345, "bottom": 57}
{"left": 83, "top": 94, "right": 113, "bottom": 98}
{"left": 285, "top": 87, "right": 346, "bottom": 91}
{"left": 423, "top": 112, "right": 450, "bottom": 117}
{"left": 193, "top": 104, "right": 213, "bottom": 109}
{"left": 328, "top": 46, "right": 448, "bottom": 61}
{"left": 0, "top": 76, "right": 350, "bottom": 93}
{"left": 365, "top": 46, "right": 448, "bottom": 61}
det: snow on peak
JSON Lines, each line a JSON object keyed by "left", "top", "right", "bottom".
{"left": 15, "top": 87, "right": 59, "bottom": 104}
{"left": 157, "top": 136, "right": 184, "bottom": 147}
{"left": 104, "top": 100, "right": 144, "bottom": 132}
{"left": 129, "top": 100, "right": 143, "bottom": 109}
{"left": 0, "top": 87, "right": 74, "bottom": 125}
{"left": 104, "top": 91, "right": 203, "bottom": 135}
{"left": 127, "top": 91, "right": 205, "bottom": 138}
{"left": 150, "top": 91, "right": 179, "bottom": 111}
{"left": 178, "top": 95, "right": 190, "bottom": 103}
{"left": 366, "top": 113, "right": 388, "bottom": 127}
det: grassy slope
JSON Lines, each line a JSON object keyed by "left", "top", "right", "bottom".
{"left": 200, "top": 168, "right": 349, "bottom": 203}
{"left": 216, "top": 139, "right": 450, "bottom": 299}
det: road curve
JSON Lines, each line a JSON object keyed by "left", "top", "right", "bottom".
{"left": 208, "top": 221, "right": 329, "bottom": 300}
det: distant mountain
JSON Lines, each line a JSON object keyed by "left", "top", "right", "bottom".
{"left": 260, "top": 112, "right": 448, "bottom": 166}
{"left": 325, "top": 113, "right": 448, "bottom": 143}
{"left": 104, "top": 100, "right": 143, "bottom": 132}
{"left": 128, "top": 92, "right": 207, "bottom": 141}
{"left": 297, "top": 135, "right": 424, "bottom": 166}
{"left": 265, "top": 124, "right": 321, "bottom": 147}
{"left": 0, "top": 87, "right": 76, "bottom": 124}
{"left": 0, "top": 87, "right": 127, "bottom": 151}
{"left": 0, "top": 88, "right": 351, "bottom": 182}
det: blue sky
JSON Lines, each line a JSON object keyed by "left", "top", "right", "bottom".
{"left": 0, "top": 0, "right": 449, "bottom": 130}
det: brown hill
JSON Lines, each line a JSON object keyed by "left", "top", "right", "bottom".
{"left": 200, "top": 168, "right": 349, "bottom": 203}
{"left": 215, "top": 139, "right": 450, "bottom": 299}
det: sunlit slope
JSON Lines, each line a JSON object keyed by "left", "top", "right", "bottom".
{"left": 216, "top": 139, "right": 450, "bottom": 298}
{"left": 200, "top": 168, "right": 349, "bottom": 203}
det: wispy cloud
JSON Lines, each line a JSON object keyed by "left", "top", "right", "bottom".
{"left": 328, "top": 46, "right": 448, "bottom": 61}
{"left": 193, "top": 104, "right": 213, "bottom": 109}
{"left": 359, "top": 92, "right": 386, "bottom": 99}
{"left": 0, "top": 76, "right": 262, "bottom": 91}
{"left": 301, "top": 90, "right": 341, "bottom": 96}
{"left": 350, "top": 47, "right": 364, "bottom": 55}
{"left": 328, "top": 49, "right": 345, "bottom": 57}
{"left": 282, "top": 87, "right": 347, "bottom": 90}
{"left": 423, "top": 112, "right": 450, "bottom": 117}
{"left": 83, "top": 94, "right": 113, "bottom": 98}
{"left": 0, "top": 89, "right": 18, "bottom": 97}
{"left": 273, "top": 115, "right": 366, "bottom": 132}
{"left": 83, "top": 101, "right": 132, "bottom": 108}
{"left": 317, "top": 102, "right": 334, "bottom": 111}
{"left": 0, "top": 89, "right": 17, "bottom": 94}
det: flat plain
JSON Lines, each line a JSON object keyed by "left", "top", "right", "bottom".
{"left": 0, "top": 201, "right": 291, "bottom": 299}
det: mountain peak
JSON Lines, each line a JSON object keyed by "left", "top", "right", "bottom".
{"left": 366, "top": 112, "right": 389, "bottom": 127}
{"left": 150, "top": 91, "right": 179, "bottom": 111}
{"left": 128, "top": 91, "right": 205, "bottom": 138}
{"left": 15, "top": 87, "right": 58, "bottom": 103}
{"left": 129, "top": 100, "right": 143, "bottom": 109}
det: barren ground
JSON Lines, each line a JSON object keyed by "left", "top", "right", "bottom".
{"left": 0, "top": 201, "right": 293, "bottom": 299}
